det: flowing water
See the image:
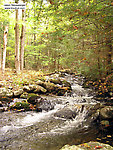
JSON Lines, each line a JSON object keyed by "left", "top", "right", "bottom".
{"left": 0, "top": 74, "right": 100, "bottom": 150}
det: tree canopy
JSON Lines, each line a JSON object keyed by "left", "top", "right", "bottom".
{"left": 0, "top": 0, "right": 113, "bottom": 79}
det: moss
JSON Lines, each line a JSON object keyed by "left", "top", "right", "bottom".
{"left": 10, "top": 102, "right": 30, "bottom": 110}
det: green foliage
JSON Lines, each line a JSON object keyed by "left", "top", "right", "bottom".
{"left": 0, "top": 0, "right": 112, "bottom": 80}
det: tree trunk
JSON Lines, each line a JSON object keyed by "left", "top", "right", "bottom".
{"left": 106, "top": 38, "right": 112, "bottom": 75}
{"left": 15, "top": 9, "right": 20, "bottom": 74}
{"left": 0, "top": 40, "right": 2, "bottom": 69}
{"left": 2, "top": 26, "right": 8, "bottom": 73}
{"left": 20, "top": 9, "right": 25, "bottom": 71}
{"left": 105, "top": 26, "right": 112, "bottom": 75}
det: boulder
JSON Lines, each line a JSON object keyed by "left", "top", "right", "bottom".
{"left": 10, "top": 102, "right": 30, "bottom": 111}
{"left": 27, "top": 94, "right": 43, "bottom": 105}
{"left": 27, "top": 94, "right": 54, "bottom": 112}
{"left": 23, "top": 86, "right": 31, "bottom": 92}
{"left": 54, "top": 107, "right": 77, "bottom": 119}
{"left": 0, "top": 87, "right": 7, "bottom": 97}
{"left": 100, "top": 106, "right": 113, "bottom": 119}
{"left": 50, "top": 78, "right": 62, "bottom": 85}
{"left": 57, "top": 87, "right": 71, "bottom": 96}
{"left": 34, "top": 85, "right": 47, "bottom": 94}
{"left": 39, "top": 81, "right": 58, "bottom": 93}
{"left": 6, "top": 89, "right": 13, "bottom": 97}
{"left": 23, "top": 85, "right": 36, "bottom": 93}
{"left": 20, "top": 92, "right": 29, "bottom": 99}
{"left": 60, "top": 142, "right": 113, "bottom": 150}
{"left": 23, "top": 84, "right": 47, "bottom": 94}
{"left": 36, "top": 99, "right": 54, "bottom": 112}
{"left": 13, "top": 89, "right": 23, "bottom": 97}
{"left": 0, "top": 97, "right": 11, "bottom": 103}
{"left": 36, "top": 80, "right": 45, "bottom": 87}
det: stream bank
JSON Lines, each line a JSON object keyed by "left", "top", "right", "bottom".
{"left": 0, "top": 71, "right": 113, "bottom": 150}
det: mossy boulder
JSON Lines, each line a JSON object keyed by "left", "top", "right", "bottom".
{"left": 10, "top": 102, "right": 30, "bottom": 111}
{"left": 38, "top": 81, "right": 58, "bottom": 93}
{"left": 27, "top": 94, "right": 43, "bottom": 105}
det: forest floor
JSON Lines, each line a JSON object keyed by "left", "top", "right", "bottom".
{"left": 0, "top": 68, "right": 112, "bottom": 99}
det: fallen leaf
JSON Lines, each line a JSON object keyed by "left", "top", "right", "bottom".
{"left": 107, "top": 135, "right": 112, "bottom": 138}
{"left": 95, "top": 146, "right": 103, "bottom": 149}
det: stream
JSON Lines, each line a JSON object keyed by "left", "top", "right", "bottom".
{"left": 0, "top": 74, "right": 100, "bottom": 150}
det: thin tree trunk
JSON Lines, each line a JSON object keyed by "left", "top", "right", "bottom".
{"left": 2, "top": 26, "right": 8, "bottom": 73}
{"left": 20, "top": 9, "right": 25, "bottom": 70}
{"left": 0, "top": 40, "right": 2, "bottom": 69}
{"left": 106, "top": 38, "right": 112, "bottom": 75}
{"left": 15, "top": 9, "right": 20, "bottom": 74}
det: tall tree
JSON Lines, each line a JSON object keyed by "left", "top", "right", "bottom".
{"left": 15, "top": 8, "right": 20, "bottom": 73}
{"left": 20, "top": 8, "right": 25, "bottom": 71}
{"left": 2, "top": 26, "right": 8, "bottom": 73}
{"left": 0, "top": 40, "right": 2, "bottom": 69}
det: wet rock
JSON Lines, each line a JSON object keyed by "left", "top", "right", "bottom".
{"left": 27, "top": 94, "right": 43, "bottom": 105}
{"left": 27, "top": 94, "right": 54, "bottom": 111}
{"left": 36, "top": 99, "right": 54, "bottom": 112}
{"left": 57, "top": 87, "right": 70, "bottom": 96}
{"left": 54, "top": 107, "right": 77, "bottom": 119}
{"left": 100, "top": 106, "right": 113, "bottom": 119}
{"left": 61, "top": 80, "right": 71, "bottom": 88}
{"left": 60, "top": 142, "right": 113, "bottom": 150}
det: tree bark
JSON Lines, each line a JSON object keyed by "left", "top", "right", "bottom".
{"left": 15, "top": 9, "right": 20, "bottom": 74}
{"left": 2, "top": 26, "right": 8, "bottom": 73}
{"left": 20, "top": 9, "right": 25, "bottom": 70}
{"left": 0, "top": 40, "right": 2, "bottom": 69}
{"left": 106, "top": 37, "right": 112, "bottom": 75}
{"left": 105, "top": 26, "right": 112, "bottom": 75}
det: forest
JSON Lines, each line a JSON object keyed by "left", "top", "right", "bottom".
{"left": 0, "top": 0, "right": 112, "bottom": 78}
{"left": 0, "top": 0, "right": 113, "bottom": 150}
